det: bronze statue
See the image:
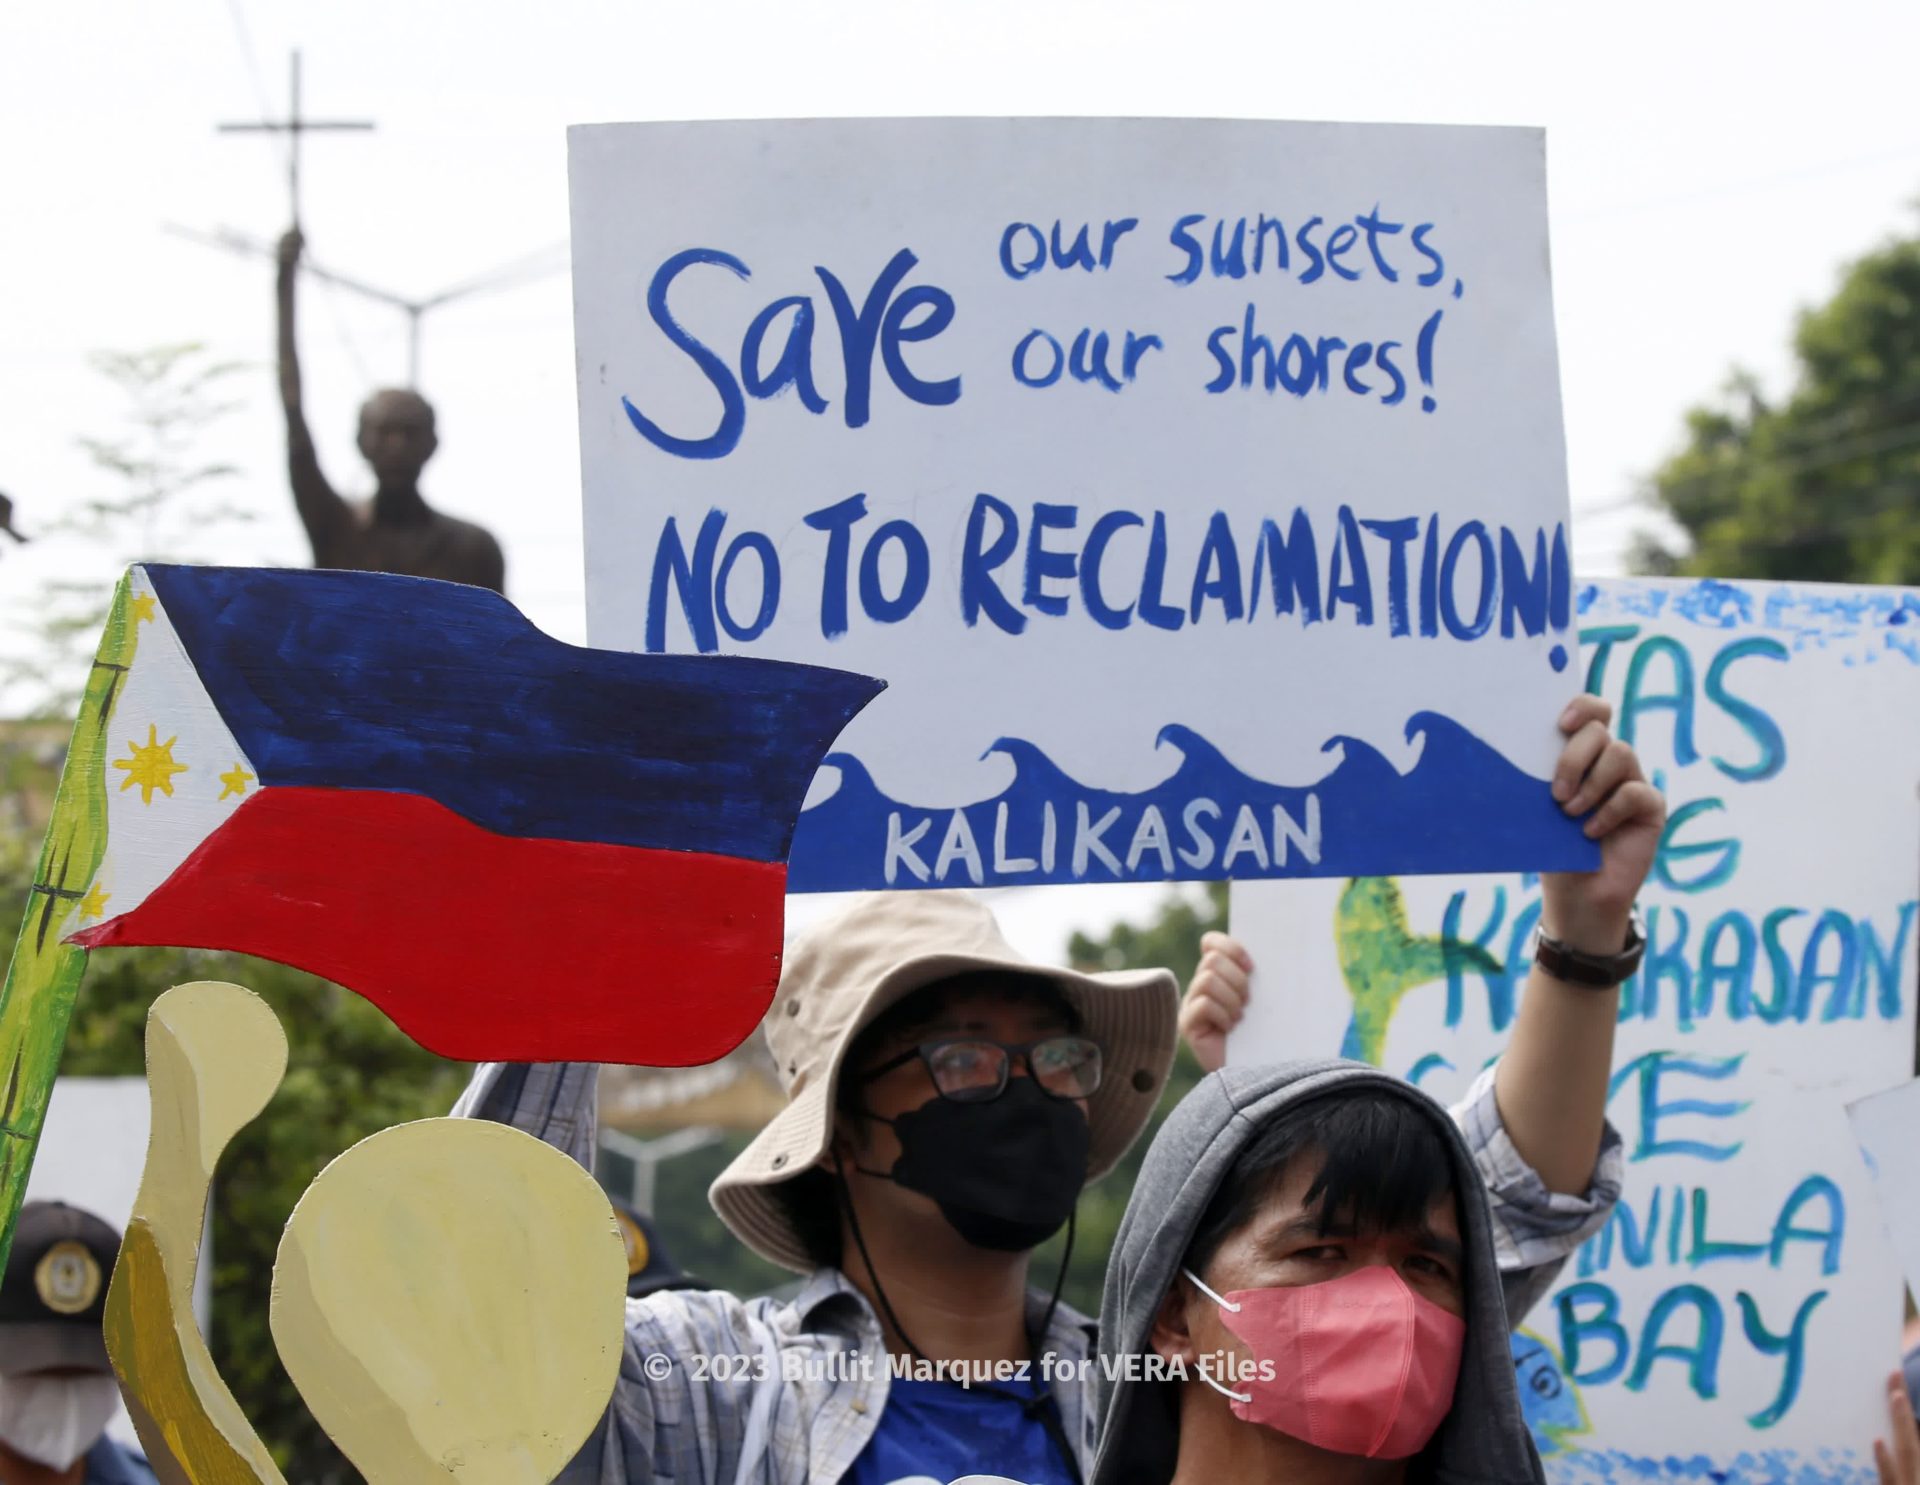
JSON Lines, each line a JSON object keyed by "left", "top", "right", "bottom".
{"left": 276, "top": 229, "right": 505, "bottom": 592}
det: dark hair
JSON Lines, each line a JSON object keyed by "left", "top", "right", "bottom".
{"left": 1184, "top": 1088, "right": 1457, "bottom": 1277}
{"left": 773, "top": 972, "right": 1085, "bottom": 1271}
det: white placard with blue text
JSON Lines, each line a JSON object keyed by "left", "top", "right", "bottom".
{"left": 1229, "top": 577, "right": 1920, "bottom": 1481}
{"left": 571, "top": 119, "right": 1597, "bottom": 891}
{"left": 1847, "top": 1079, "right": 1920, "bottom": 1311}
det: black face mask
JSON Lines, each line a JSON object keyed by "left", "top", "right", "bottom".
{"left": 860, "top": 1078, "right": 1090, "bottom": 1251}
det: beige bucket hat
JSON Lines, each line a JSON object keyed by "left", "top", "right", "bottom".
{"left": 710, "top": 890, "right": 1180, "bottom": 1273}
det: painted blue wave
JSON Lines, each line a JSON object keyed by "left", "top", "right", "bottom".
{"left": 1576, "top": 577, "right": 1920, "bottom": 665}
{"left": 1546, "top": 1447, "right": 1871, "bottom": 1483}
{"left": 786, "top": 711, "right": 1596, "bottom": 891}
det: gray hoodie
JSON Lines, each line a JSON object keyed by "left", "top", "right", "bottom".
{"left": 1092, "top": 1059, "right": 1546, "bottom": 1485}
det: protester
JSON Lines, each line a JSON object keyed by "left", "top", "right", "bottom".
{"left": 1097, "top": 1074, "right": 1920, "bottom": 1485}
{"left": 460, "top": 889, "right": 1173, "bottom": 1483}
{"left": 1092, "top": 1061, "right": 1548, "bottom": 1484}
{"left": 454, "top": 696, "right": 1656, "bottom": 1483}
{"left": 0, "top": 1202, "right": 155, "bottom": 1485}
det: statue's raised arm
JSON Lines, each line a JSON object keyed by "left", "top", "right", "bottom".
{"left": 276, "top": 228, "right": 354, "bottom": 561}
{"left": 273, "top": 228, "right": 506, "bottom": 594}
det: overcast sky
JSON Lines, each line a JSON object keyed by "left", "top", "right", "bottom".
{"left": 4, "top": 0, "right": 1915, "bottom": 954}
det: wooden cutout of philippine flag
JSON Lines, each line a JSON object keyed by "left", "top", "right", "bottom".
{"left": 0, "top": 565, "right": 881, "bottom": 1263}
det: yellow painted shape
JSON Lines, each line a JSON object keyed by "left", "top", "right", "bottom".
{"left": 105, "top": 982, "right": 289, "bottom": 1485}
{"left": 108, "top": 1221, "right": 283, "bottom": 1485}
{"left": 271, "top": 1119, "right": 627, "bottom": 1484}
{"left": 114, "top": 723, "right": 188, "bottom": 804}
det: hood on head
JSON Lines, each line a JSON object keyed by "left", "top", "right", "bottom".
{"left": 1092, "top": 1058, "right": 1545, "bottom": 1485}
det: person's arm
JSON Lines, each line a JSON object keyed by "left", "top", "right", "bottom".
{"left": 450, "top": 1063, "right": 670, "bottom": 1482}
{"left": 1180, "top": 699, "right": 1657, "bottom": 1183}
{"left": 471, "top": 1067, "right": 822, "bottom": 1485}
{"left": 1493, "top": 694, "right": 1663, "bottom": 1194}
{"left": 449, "top": 1061, "right": 601, "bottom": 1172}
{"left": 1443, "top": 696, "right": 1657, "bottom": 1321}
{"left": 276, "top": 228, "right": 353, "bottom": 557}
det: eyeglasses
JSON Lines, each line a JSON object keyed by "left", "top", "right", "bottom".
{"left": 859, "top": 1035, "right": 1103, "bottom": 1103}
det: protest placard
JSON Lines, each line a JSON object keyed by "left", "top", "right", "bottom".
{"left": 1849, "top": 1078, "right": 1920, "bottom": 1313}
{"left": 570, "top": 118, "right": 1597, "bottom": 891}
{"left": 1229, "top": 576, "right": 1920, "bottom": 1479}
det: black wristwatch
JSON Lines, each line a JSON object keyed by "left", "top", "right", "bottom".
{"left": 1532, "top": 906, "right": 1646, "bottom": 988}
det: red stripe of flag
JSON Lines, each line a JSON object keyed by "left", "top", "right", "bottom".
{"left": 72, "top": 788, "right": 786, "bottom": 1065}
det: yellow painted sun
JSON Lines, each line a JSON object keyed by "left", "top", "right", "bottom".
{"left": 129, "top": 592, "right": 157, "bottom": 625}
{"left": 218, "top": 763, "right": 255, "bottom": 801}
{"left": 113, "top": 724, "right": 188, "bottom": 804}
{"left": 77, "top": 882, "right": 110, "bottom": 921}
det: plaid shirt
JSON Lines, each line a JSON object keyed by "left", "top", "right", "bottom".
{"left": 453, "top": 1061, "right": 1622, "bottom": 1485}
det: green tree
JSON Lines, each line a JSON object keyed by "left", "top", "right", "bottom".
{"left": 1066, "top": 883, "right": 1224, "bottom": 990}
{"left": 1634, "top": 223, "right": 1920, "bottom": 582}
{"left": 6, "top": 344, "right": 254, "bottom": 716}
{"left": 651, "top": 1129, "right": 795, "bottom": 1297}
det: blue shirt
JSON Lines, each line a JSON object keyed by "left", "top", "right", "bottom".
{"left": 845, "top": 1377, "right": 1075, "bottom": 1485}
{"left": 84, "top": 1436, "right": 158, "bottom": 1485}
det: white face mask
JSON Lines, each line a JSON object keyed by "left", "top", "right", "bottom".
{"left": 0, "top": 1370, "right": 122, "bottom": 1471}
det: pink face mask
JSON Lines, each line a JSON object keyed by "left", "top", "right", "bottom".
{"left": 1181, "top": 1263, "right": 1466, "bottom": 1459}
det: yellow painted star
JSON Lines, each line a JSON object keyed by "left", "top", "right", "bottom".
{"left": 77, "top": 882, "right": 110, "bottom": 921}
{"left": 218, "top": 763, "right": 255, "bottom": 800}
{"left": 129, "top": 592, "right": 156, "bottom": 624}
{"left": 113, "top": 724, "right": 188, "bottom": 804}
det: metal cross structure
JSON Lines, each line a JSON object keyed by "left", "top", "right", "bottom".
{"left": 195, "top": 49, "right": 559, "bottom": 388}
{"left": 596, "top": 1125, "right": 725, "bottom": 1216}
{"left": 165, "top": 224, "right": 569, "bottom": 389}
{"left": 216, "top": 51, "right": 374, "bottom": 227}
